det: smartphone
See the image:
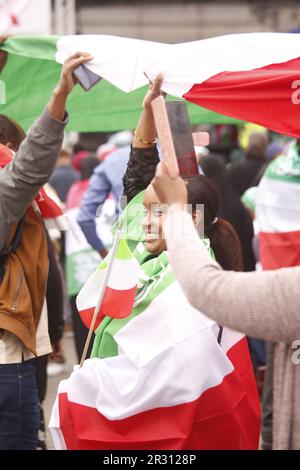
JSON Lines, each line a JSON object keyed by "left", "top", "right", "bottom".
{"left": 152, "top": 97, "right": 199, "bottom": 177}
{"left": 73, "top": 64, "right": 102, "bottom": 91}
{"left": 151, "top": 96, "right": 179, "bottom": 178}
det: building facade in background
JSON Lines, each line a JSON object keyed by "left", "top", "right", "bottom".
{"left": 75, "top": 0, "right": 300, "bottom": 42}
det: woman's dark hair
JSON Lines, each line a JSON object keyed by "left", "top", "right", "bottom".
{"left": 186, "top": 175, "right": 243, "bottom": 271}
{"left": 0, "top": 115, "right": 26, "bottom": 151}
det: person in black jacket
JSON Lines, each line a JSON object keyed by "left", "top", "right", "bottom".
{"left": 226, "top": 132, "right": 268, "bottom": 196}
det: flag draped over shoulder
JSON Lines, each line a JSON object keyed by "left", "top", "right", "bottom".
{"left": 0, "top": 36, "right": 241, "bottom": 132}
{"left": 55, "top": 32, "right": 300, "bottom": 137}
{"left": 0, "top": 145, "right": 67, "bottom": 231}
{"left": 256, "top": 142, "right": 300, "bottom": 269}
{"left": 49, "top": 191, "right": 261, "bottom": 450}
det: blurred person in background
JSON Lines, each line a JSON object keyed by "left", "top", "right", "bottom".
{"left": 226, "top": 131, "right": 268, "bottom": 196}
{"left": 65, "top": 155, "right": 100, "bottom": 361}
{"left": 251, "top": 141, "right": 284, "bottom": 187}
{"left": 199, "top": 154, "right": 256, "bottom": 272}
{"left": 254, "top": 137, "right": 300, "bottom": 450}
{"left": 71, "top": 150, "right": 90, "bottom": 173}
{"left": 49, "top": 148, "right": 79, "bottom": 204}
{"left": 77, "top": 131, "right": 132, "bottom": 259}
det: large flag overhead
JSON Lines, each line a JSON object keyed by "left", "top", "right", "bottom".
{"left": 0, "top": 36, "right": 241, "bottom": 132}
{"left": 56, "top": 32, "right": 300, "bottom": 138}
{"left": 256, "top": 141, "right": 300, "bottom": 270}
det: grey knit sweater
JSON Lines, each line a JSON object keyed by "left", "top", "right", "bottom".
{"left": 164, "top": 208, "right": 300, "bottom": 450}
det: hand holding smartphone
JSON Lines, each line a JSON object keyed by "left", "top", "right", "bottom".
{"left": 73, "top": 64, "right": 102, "bottom": 91}
{"left": 151, "top": 97, "right": 200, "bottom": 178}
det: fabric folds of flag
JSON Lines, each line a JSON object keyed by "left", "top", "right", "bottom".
{"left": 0, "top": 36, "right": 241, "bottom": 132}
{"left": 0, "top": 145, "right": 67, "bottom": 231}
{"left": 256, "top": 141, "right": 300, "bottom": 270}
{"left": 49, "top": 281, "right": 260, "bottom": 450}
{"left": 35, "top": 185, "right": 68, "bottom": 231}
{"left": 76, "top": 237, "right": 140, "bottom": 331}
{"left": 57, "top": 32, "right": 300, "bottom": 137}
{"left": 50, "top": 193, "right": 260, "bottom": 450}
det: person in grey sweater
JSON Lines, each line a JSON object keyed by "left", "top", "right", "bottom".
{"left": 152, "top": 162, "right": 300, "bottom": 450}
{"left": 0, "top": 50, "right": 93, "bottom": 450}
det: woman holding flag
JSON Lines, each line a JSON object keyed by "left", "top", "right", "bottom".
{"left": 50, "top": 77, "right": 261, "bottom": 450}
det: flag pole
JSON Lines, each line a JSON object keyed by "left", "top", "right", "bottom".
{"left": 79, "top": 227, "right": 122, "bottom": 368}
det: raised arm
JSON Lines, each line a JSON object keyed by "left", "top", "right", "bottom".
{"left": 122, "top": 76, "right": 164, "bottom": 202}
{"left": 0, "top": 52, "right": 93, "bottom": 251}
{"left": 152, "top": 162, "right": 300, "bottom": 344}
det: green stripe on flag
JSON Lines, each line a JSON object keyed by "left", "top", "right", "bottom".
{"left": 66, "top": 248, "right": 101, "bottom": 296}
{"left": 116, "top": 238, "right": 133, "bottom": 260}
{"left": 264, "top": 143, "right": 300, "bottom": 185}
{"left": 0, "top": 36, "right": 244, "bottom": 132}
{"left": 91, "top": 254, "right": 175, "bottom": 359}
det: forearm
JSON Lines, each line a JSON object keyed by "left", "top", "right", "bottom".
{"left": 164, "top": 207, "right": 300, "bottom": 343}
{"left": 47, "top": 88, "right": 68, "bottom": 122}
{"left": 133, "top": 105, "right": 156, "bottom": 149}
{"left": 122, "top": 146, "right": 160, "bottom": 202}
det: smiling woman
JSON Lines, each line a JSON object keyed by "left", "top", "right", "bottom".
{"left": 142, "top": 184, "right": 167, "bottom": 254}
{"left": 69, "top": 78, "right": 261, "bottom": 451}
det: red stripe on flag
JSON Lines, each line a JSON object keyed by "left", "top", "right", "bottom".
{"left": 79, "top": 284, "right": 137, "bottom": 331}
{"left": 100, "top": 284, "right": 137, "bottom": 319}
{"left": 183, "top": 56, "right": 300, "bottom": 137}
{"left": 36, "top": 188, "right": 63, "bottom": 218}
{"left": 259, "top": 230, "right": 300, "bottom": 270}
{"left": 58, "top": 338, "right": 260, "bottom": 450}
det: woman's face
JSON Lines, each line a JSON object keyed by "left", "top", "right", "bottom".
{"left": 141, "top": 184, "right": 167, "bottom": 255}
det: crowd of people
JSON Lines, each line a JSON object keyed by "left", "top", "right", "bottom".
{"left": 0, "top": 53, "right": 299, "bottom": 451}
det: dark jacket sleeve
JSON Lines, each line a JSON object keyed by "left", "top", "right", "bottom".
{"left": 46, "top": 233, "right": 64, "bottom": 344}
{"left": 122, "top": 145, "right": 160, "bottom": 203}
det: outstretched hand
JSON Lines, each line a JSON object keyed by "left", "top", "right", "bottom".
{"left": 143, "top": 74, "right": 166, "bottom": 111}
{"left": 152, "top": 162, "right": 188, "bottom": 206}
{"left": 55, "top": 51, "right": 93, "bottom": 96}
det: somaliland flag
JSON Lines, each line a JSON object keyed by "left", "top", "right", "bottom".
{"left": 54, "top": 32, "right": 300, "bottom": 137}
{"left": 49, "top": 280, "right": 260, "bottom": 450}
{"left": 256, "top": 142, "right": 300, "bottom": 270}
{"left": 0, "top": 36, "right": 241, "bottom": 132}
{"left": 76, "top": 237, "right": 140, "bottom": 331}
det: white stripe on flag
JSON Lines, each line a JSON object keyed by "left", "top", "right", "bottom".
{"left": 66, "top": 282, "right": 237, "bottom": 421}
{"left": 76, "top": 257, "right": 140, "bottom": 312}
{"left": 145, "top": 33, "right": 300, "bottom": 97}
{"left": 48, "top": 381, "right": 68, "bottom": 450}
{"left": 57, "top": 33, "right": 300, "bottom": 95}
{"left": 256, "top": 177, "right": 300, "bottom": 232}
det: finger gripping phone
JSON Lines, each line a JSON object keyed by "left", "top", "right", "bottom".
{"left": 73, "top": 64, "right": 102, "bottom": 91}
